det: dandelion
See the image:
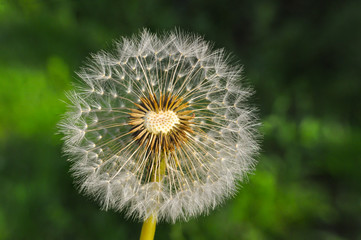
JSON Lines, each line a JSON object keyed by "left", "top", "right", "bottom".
{"left": 58, "top": 29, "right": 259, "bottom": 240}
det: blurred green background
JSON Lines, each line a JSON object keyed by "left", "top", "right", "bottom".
{"left": 0, "top": 0, "right": 360, "bottom": 239}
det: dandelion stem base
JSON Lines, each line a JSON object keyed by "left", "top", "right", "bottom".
{"left": 140, "top": 215, "right": 156, "bottom": 240}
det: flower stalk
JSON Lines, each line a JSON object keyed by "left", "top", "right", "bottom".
{"left": 139, "top": 153, "right": 166, "bottom": 239}
{"left": 140, "top": 215, "right": 156, "bottom": 240}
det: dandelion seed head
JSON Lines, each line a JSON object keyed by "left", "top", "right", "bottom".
{"left": 58, "top": 29, "right": 260, "bottom": 223}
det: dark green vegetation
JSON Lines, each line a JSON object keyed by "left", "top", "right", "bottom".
{"left": 0, "top": 0, "right": 360, "bottom": 239}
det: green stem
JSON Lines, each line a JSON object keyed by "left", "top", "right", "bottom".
{"left": 140, "top": 215, "right": 156, "bottom": 240}
{"left": 139, "top": 154, "right": 166, "bottom": 240}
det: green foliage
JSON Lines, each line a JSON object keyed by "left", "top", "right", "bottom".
{"left": 0, "top": 0, "right": 360, "bottom": 239}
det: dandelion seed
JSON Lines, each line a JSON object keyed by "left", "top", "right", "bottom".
{"left": 58, "top": 29, "right": 260, "bottom": 240}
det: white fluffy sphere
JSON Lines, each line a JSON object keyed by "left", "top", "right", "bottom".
{"left": 58, "top": 29, "right": 260, "bottom": 223}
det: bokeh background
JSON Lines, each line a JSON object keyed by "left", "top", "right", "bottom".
{"left": 0, "top": 0, "right": 360, "bottom": 239}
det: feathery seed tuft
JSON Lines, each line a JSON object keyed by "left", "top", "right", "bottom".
{"left": 58, "top": 29, "right": 260, "bottom": 223}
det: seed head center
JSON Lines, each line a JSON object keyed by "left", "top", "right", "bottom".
{"left": 144, "top": 110, "right": 180, "bottom": 134}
